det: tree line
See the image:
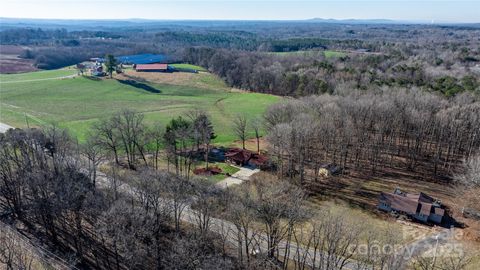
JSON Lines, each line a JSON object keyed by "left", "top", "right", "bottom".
{"left": 183, "top": 46, "right": 479, "bottom": 97}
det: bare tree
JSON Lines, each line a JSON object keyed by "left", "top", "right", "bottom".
{"left": 81, "top": 134, "right": 106, "bottom": 188}
{"left": 455, "top": 154, "right": 480, "bottom": 219}
{"left": 0, "top": 224, "right": 35, "bottom": 270}
{"left": 147, "top": 123, "right": 164, "bottom": 170}
{"left": 233, "top": 114, "right": 248, "bottom": 149}
{"left": 455, "top": 155, "right": 480, "bottom": 188}
{"left": 251, "top": 117, "right": 263, "bottom": 154}
{"left": 92, "top": 117, "right": 121, "bottom": 165}
{"left": 225, "top": 185, "right": 258, "bottom": 266}
{"left": 191, "top": 180, "right": 220, "bottom": 237}
{"left": 165, "top": 174, "right": 193, "bottom": 233}
{"left": 112, "top": 109, "right": 147, "bottom": 169}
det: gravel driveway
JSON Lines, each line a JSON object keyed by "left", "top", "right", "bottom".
{"left": 215, "top": 166, "right": 260, "bottom": 189}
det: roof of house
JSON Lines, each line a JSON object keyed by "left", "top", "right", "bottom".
{"left": 250, "top": 154, "right": 268, "bottom": 166}
{"left": 379, "top": 190, "right": 444, "bottom": 218}
{"left": 135, "top": 64, "right": 168, "bottom": 71}
{"left": 225, "top": 148, "right": 267, "bottom": 165}
{"left": 405, "top": 192, "right": 435, "bottom": 203}
{"left": 380, "top": 192, "right": 418, "bottom": 214}
{"left": 419, "top": 203, "right": 433, "bottom": 216}
{"left": 225, "top": 148, "right": 252, "bottom": 163}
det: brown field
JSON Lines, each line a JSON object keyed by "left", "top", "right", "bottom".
{"left": 120, "top": 69, "right": 238, "bottom": 91}
{"left": 0, "top": 45, "right": 37, "bottom": 74}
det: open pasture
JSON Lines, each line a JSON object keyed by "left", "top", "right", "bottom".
{"left": 0, "top": 69, "right": 279, "bottom": 144}
{"left": 270, "top": 50, "right": 347, "bottom": 58}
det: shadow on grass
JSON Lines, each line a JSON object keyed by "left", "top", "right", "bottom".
{"left": 116, "top": 79, "right": 161, "bottom": 93}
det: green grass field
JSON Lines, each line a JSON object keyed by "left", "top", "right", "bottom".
{"left": 170, "top": 63, "right": 207, "bottom": 72}
{"left": 0, "top": 69, "right": 279, "bottom": 144}
{"left": 270, "top": 50, "right": 347, "bottom": 58}
{"left": 192, "top": 161, "right": 241, "bottom": 183}
{"left": 0, "top": 68, "right": 78, "bottom": 83}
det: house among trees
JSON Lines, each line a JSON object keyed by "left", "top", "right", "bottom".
{"left": 225, "top": 148, "right": 267, "bottom": 169}
{"left": 318, "top": 163, "right": 342, "bottom": 177}
{"left": 378, "top": 188, "right": 446, "bottom": 224}
{"left": 134, "top": 63, "right": 170, "bottom": 72}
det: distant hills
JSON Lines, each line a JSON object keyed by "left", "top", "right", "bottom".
{"left": 307, "top": 18, "right": 398, "bottom": 24}
{"left": 0, "top": 17, "right": 479, "bottom": 30}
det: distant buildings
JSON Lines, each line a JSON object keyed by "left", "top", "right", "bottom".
{"left": 378, "top": 188, "right": 445, "bottom": 224}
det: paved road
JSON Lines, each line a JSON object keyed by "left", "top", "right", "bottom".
{"left": 215, "top": 166, "right": 260, "bottom": 189}
{"left": 399, "top": 228, "right": 452, "bottom": 263}
{"left": 0, "top": 122, "right": 14, "bottom": 133}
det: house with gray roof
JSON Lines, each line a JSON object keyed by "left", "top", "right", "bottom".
{"left": 378, "top": 188, "right": 445, "bottom": 224}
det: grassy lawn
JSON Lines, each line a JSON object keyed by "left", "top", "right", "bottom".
{"left": 170, "top": 63, "right": 207, "bottom": 72}
{"left": 0, "top": 70, "right": 279, "bottom": 144}
{"left": 192, "top": 161, "right": 240, "bottom": 184}
{"left": 0, "top": 68, "right": 77, "bottom": 82}
{"left": 323, "top": 50, "right": 347, "bottom": 58}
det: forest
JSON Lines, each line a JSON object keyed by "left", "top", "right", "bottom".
{"left": 2, "top": 21, "right": 479, "bottom": 96}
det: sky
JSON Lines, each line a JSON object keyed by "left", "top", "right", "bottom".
{"left": 0, "top": 0, "right": 479, "bottom": 23}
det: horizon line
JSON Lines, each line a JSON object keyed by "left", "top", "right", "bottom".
{"left": 1, "top": 17, "right": 479, "bottom": 25}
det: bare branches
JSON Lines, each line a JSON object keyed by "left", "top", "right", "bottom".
{"left": 455, "top": 155, "right": 480, "bottom": 188}
{"left": 233, "top": 114, "right": 248, "bottom": 149}
{"left": 266, "top": 90, "right": 480, "bottom": 183}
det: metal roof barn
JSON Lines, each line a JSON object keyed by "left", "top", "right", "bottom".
{"left": 97, "top": 54, "right": 168, "bottom": 64}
